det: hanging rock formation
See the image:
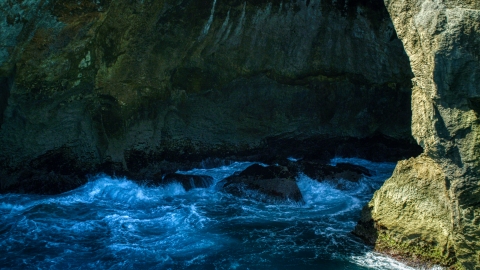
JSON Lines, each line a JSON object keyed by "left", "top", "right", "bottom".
{"left": 0, "top": 0, "right": 420, "bottom": 193}
{"left": 355, "top": 0, "right": 480, "bottom": 268}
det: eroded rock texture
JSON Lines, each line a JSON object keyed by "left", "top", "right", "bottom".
{"left": 355, "top": 0, "right": 480, "bottom": 268}
{"left": 0, "top": 0, "right": 419, "bottom": 193}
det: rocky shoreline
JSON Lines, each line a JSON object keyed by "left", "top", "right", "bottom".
{"left": 0, "top": 0, "right": 478, "bottom": 268}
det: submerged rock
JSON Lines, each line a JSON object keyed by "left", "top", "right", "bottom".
{"left": 155, "top": 173, "right": 214, "bottom": 191}
{"left": 219, "top": 164, "right": 303, "bottom": 202}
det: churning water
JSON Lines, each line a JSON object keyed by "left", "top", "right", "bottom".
{"left": 0, "top": 158, "right": 417, "bottom": 269}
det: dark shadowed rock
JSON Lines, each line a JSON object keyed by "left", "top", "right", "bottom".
{"left": 219, "top": 164, "right": 302, "bottom": 202}
{"left": 335, "top": 163, "right": 372, "bottom": 177}
{"left": 300, "top": 162, "right": 371, "bottom": 182}
{"left": 219, "top": 164, "right": 303, "bottom": 202}
{"left": 155, "top": 173, "right": 214, "bottom": 191}
{"left": 239, "top": 164, "right": 295, "bottom": 179}
{"left": 0, "top": 0, "right": 420, "bottom": 195}
{"left": 293, "top": 160, "right": 371, "bottom": 188}
{"left": 2, "top": 171, "right": 86, "bottom": 195}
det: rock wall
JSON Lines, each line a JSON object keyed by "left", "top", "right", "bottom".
{"left": 0, "top": 0, "right": 420, "bottom": 193}
{"left": 355, "top": 0, "right": 480, "bottom": 268}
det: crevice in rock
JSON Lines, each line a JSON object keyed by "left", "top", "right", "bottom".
{"left": 468, "top": 97, "right": 480, "bottom": 116}
{"left": 0, "top": 72, "right": 13, "bottom": 129}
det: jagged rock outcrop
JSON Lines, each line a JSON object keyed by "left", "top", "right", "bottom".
{"left": 284, "top": 159, "right": 372, "bottom": 188}
{"left": 218, "top": 164, "right": 303, "bottom": 202}
{"left": 355, "top": 0, "right": 480, "bottom": 268}
{"left": 301, "top": 161, "right": 371, "bottom": 182}
{"left": 0, "top": 0, "right": 421, "bottom": 193}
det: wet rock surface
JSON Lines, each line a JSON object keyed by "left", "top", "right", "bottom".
{"left": 302, "top": 161, "right": 371, "bottom": 183}
{"left": 218, "top": 160, "right": 373, "bottom": 202}
{"left": 156, "top": 173, "right": 214, "bottom": 191}
{"left": 219, "top": 164, "right": 303, "bottom": 202}
{"left": 283, "top": 159, "right": 371, "bottom": 189}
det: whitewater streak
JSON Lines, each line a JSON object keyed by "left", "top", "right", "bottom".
{"left": 0, "top": 158, "right": 420, "bottom": 269}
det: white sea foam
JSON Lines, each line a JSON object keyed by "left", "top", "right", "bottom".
{"left": 297, "top": 173, "right": 361, "bottom": 213}
{"left": 0, "top": 158, "right": 416, "bottom": 269}
{"left": 176, "top": 161, "right": 255, "bottom": 184}
{"left": 350, "top": 251, "right": 416, "bottom": 270}
{"left": 0, "top": 202, "right": 26, "bottom": 212}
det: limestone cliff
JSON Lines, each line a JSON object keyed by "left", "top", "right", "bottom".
{"left": 355, "top": 0, "right": 480, "bottom": 268}
{"left": 0, "top": 0, "right": 420, "bottom": 193}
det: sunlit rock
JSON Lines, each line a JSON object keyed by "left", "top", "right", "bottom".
{"left": 354, "top": 0, "right": 480, "bottom": 268}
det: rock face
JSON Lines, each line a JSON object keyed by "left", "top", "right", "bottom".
{"left": 0, "top": 0, "right": 420, "bottom": 193}
{"left": 355, "top": 0, "right": 480, "bottom": 268}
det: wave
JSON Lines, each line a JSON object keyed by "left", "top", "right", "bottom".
{"left": 0, "top": 158, "right": 427, "bottom": 270}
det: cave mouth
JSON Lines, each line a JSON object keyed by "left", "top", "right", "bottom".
{"left": 0, "top": 0, "right": 422, "bottom": 194}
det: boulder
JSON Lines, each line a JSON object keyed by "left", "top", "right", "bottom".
{"left": 304, "top": 162, "right": 371, "bottom": 182}
{"left": 289, "top": 160, "right": 371, "bottom": 188}
{"left": 219, "top": 164, "right": 303, "bottom": 203}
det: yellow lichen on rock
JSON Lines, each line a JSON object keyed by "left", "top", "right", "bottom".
{"left": 370, "top": 155, "right": 456, "bottom": 266}
{"left": 356, "top": 0, "right": 480, "bottom": 268}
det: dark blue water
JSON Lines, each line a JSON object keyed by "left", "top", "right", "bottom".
{"left": 0, "top": 158, "right": 416, "bottom": 269}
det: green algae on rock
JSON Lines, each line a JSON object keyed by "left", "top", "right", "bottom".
{"left": 356, "top": 155, "right": 457, "bottom": 266}
{"left": 0, "top": 0, "right": 420, "bottom": 194}
{"left": 354, "top": 0, "right": 480, "bottom": 268}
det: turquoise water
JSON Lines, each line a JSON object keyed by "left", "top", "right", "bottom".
{"left": 0, "top": 158, "right": 416, "bottom": 269}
